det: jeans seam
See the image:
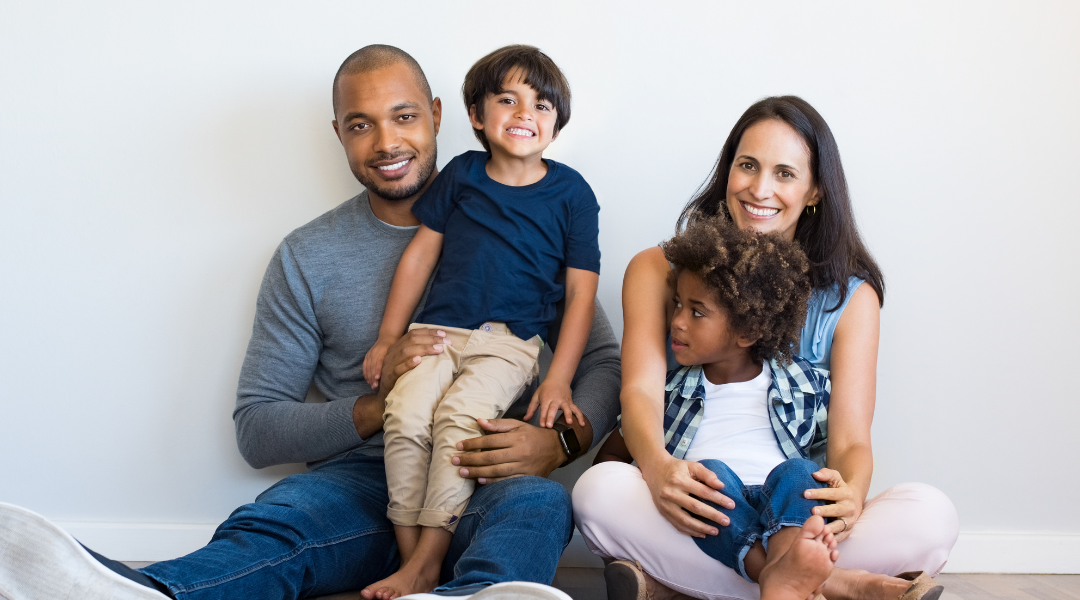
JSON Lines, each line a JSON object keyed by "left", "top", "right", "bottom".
{"left": 452, "top": 503, "right": 488, "bottom": 581}
{"left": 168, "top": 524, "right": 394, "bottom": 593}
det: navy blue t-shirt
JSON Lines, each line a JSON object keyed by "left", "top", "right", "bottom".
{"left": 412, "top": 151, "right": 601, "bottom": 341}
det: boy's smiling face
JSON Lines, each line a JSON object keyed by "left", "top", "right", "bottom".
{"left": 670, "top": 271, "right": 756, "bottom": 382}
{"left": 469, "top": 68, "right": 558, "bottom": 163}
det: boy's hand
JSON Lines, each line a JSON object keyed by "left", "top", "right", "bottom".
{"left": 362, "top": 337, "right": 395, "bottom": 388}
{"left": 524, "top": 379, "right": 584, "bottom": 428}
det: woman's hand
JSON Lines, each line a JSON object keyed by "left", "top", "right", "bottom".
{"left": 641, "top": 457, "right": 735, "bottom": 538}
{"left": 805, "top": 467, "right": 863, "bottom": 542}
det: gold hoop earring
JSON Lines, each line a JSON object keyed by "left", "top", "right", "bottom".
{"left": 805, "top": 204, "right": 817, "bottom": 216}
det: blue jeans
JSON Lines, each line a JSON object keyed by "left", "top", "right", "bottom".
{"left": 141, "top": 451, "right": 572, "bottom": 599}
{"left": 692, "top": 458, "right": 824, "bottom": 582}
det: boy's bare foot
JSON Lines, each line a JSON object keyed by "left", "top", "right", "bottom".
{"left": 759, "top": 515, "right": 838, "bottom": 600}
{"left": 362, "top": 526, "right": 452, "bottom": 600}
{"left": 360, "top": 560, "right": 441, "bottom": 600}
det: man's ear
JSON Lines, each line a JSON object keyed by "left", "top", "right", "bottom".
{"left": 431, "top": 97, "right": 443, "bottom": 136}
{"left": 468, "top": 104, "right": 483, "bottom": 130}
{"left": 332, "top": 119, "right": 341, "bottom": 142}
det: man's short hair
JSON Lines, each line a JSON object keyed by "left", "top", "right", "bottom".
{"left": 662, "top": 216, "right": 812, "bottom": 365}
{"left": 462, "top": 45, "right": 571, "bottom": 152}
{"left": 332, "top": 45, "right": 433, "bottom": 116}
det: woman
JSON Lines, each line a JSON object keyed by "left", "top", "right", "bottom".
{"left": 573, "top": 97, "right": 958, "bottom": 600}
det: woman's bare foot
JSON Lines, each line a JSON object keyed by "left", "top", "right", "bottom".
{"left": 820, "top": 568, "right": 911, "bottom": 600}
{"left": 758, "top": 515, "right": 838, "bottom": 600}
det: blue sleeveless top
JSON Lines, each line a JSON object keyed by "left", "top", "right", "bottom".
{"left": 799, "top": 276, "right": 865, "bottom": 371}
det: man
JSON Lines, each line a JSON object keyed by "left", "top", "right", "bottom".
{"left": 0, "top": 45, "right": 620, "bottom": 600}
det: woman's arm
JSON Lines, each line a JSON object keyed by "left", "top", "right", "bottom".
{"left": 806, "top": 283, "right": 880, "bottom": 541}
{"left": 620, "top": 247, "right": 675, "bottom": 467}
{"left": 525, "top": 267, "right": 597, "bottom": 427}
{"left": 361, "top": 225, "right": 444, "bottom": 387}
{"left": 620, "top": 247, "right": 734, "bottom": 536}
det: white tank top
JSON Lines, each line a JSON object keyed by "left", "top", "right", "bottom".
{"left": 683, "top": 362, "right": 786, "bottom": 485}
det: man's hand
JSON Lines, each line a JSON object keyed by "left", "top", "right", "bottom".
{"left": 524, "top": 380, "right": 585, "bottom": 428}
{"left": 352, "top": 328, "right": 451, "bottom": 438}
{"left": 452, "top": 418, "right": 570, "bottom": 483}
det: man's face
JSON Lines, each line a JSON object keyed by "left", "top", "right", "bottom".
{"left": 333, "top": 63, "right": 441, "bottom": 203}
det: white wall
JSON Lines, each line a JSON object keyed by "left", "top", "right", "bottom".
{"left": 2, "top": 0, "right": 1078, "bottom": 572}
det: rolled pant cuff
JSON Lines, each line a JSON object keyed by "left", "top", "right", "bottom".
{"left": 387, "top": 507, "right": 421, "bottom": 527}
{"left": 418, "top": 507, "right": 460, "bottom": 532}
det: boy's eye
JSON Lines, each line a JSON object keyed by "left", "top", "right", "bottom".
{"left": 693, "top": 309, "right": 704, "bottom": 318}
{"left": 536, "top": 104, "right": 551, "bottom": 111}
{"left": 674, "top": 300, "right": 683, "bottom": 309}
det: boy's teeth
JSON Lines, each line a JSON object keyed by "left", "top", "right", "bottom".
{"left": 378, "top": 159, "right": 409, "bottom": 171}
{"left": 507, "top": 128, "right": 534, "bottom": 137}
{"left": 742, "top": 202, "right": 779, "bottom": 216}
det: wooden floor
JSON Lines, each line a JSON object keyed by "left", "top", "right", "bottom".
{"left": 121, "top": 564, "right": 1080, "bottom": 600}
{"left": 550, "top": 569, "right": 1080, "bottom": 600}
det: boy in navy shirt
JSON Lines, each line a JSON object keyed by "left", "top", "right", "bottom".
{"left": 361, "top": 45, "right": 600, "bottom": 599}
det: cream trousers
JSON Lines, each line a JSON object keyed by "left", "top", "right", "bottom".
{"left": 573, "top": 461, "right": 959, "bottom": 600}
{"left": 383, "top": 323, "right": 540, "bottom": 531}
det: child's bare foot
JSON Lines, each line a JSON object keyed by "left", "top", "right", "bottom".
{"left": 360, "top": 561, "right": 440, "bottom": 600}
{"left": 362, "top": 526, "right": 453, "bottom": 600}
{"left": 759, "top": 515, "right": 838, "bottom": 600}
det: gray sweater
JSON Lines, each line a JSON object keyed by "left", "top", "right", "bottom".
{"left": 233, "top": 192, "right": 621, "bottom": 469}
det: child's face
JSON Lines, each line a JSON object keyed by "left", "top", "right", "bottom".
{"left": 469, "top": 68, "right": 558, "bottom": 162}
{"left": 670, "top": 271, "right": 754, "bottom": 369}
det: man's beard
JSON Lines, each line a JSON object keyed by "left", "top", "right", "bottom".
{"left": 353, "top": 148, "right": 438, "bottom": 202}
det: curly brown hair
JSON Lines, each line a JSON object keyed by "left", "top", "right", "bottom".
{"left": 662, "top": 216, "right": 811, "bottom": 364}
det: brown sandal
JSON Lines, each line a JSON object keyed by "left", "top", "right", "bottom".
{"left": 896, "top": 571, "right": 944, "bottom": 600}
{"left": 604, "top": 560, "right": 648, "bottom": 600}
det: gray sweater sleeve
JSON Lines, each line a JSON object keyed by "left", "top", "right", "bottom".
{"left": 232, "top": 241, "right": 364, "bottom": 468}
{"left": 541, "top": 301, "right": 622, "bottom": 450}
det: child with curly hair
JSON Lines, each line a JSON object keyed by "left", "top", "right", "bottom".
{"left": 581, "top": 215, "right": 839, "bottom": 600}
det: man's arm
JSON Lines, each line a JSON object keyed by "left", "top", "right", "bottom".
{"left": 453, "top": 301, "right": 621, "bottom": 481}
{"left": 233, "top": 241, "right": 360, "bottom": 469}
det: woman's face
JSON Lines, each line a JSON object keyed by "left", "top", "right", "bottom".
{"left": 725, "top": 119, "right": 819, "bottom": 241}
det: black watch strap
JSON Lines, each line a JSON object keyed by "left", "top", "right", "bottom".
{"left": 552, "top": 422, "right": 582, "bottom": 468}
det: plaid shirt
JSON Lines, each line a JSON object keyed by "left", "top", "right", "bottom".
{"left": 662, "top": 356, "right": 831, "bottom": 467}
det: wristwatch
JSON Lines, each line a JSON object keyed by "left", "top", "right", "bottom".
{"left": 552, "top": 422, "right": 582, "bottom": 468}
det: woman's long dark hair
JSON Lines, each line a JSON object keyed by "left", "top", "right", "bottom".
{"left": 678, "top": 96, "right": 885, "bottom": 310}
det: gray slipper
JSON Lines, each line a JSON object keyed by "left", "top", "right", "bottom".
{"left": 0, "top": 502, "right": 168, "bottom": 600}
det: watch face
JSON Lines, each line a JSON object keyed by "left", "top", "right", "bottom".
{"left": 560, "top": 427, "right": 581, "bottom": 457}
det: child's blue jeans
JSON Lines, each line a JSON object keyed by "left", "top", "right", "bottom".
{"left": 692, "top": 457, "right": 825, "bottom": 581}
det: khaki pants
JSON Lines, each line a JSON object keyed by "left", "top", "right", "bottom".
{"left": 383, "top": 322, "right": 541, "bottom": 531}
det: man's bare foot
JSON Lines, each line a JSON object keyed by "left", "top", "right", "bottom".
{"left": 820, "top": 568, "right": 911, "bottom": 600}
{"left": 759, "top": 515, "right": 838, "bottom": 600}
{"left": 359, "top": 561, "right": 440, "bottom": 600}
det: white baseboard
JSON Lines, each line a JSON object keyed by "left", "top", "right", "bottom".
{"left": 57, "top": 523, "right": 1080, "bottom": 574}
{"left": 56, "top": 521, "right": 218, "bottom": 563}
{"left": 940, "top": 532, "right": 1080, "bottom": 574}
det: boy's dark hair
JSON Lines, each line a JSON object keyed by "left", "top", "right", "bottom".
{"left": 462, "top": 45, "right": 571, "bottom": 152}
{"left": 662, "top": 216, "right": 811, "bottom": 364}
{"left": 678, "top": 95, "right": 885, "bottom": 312}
